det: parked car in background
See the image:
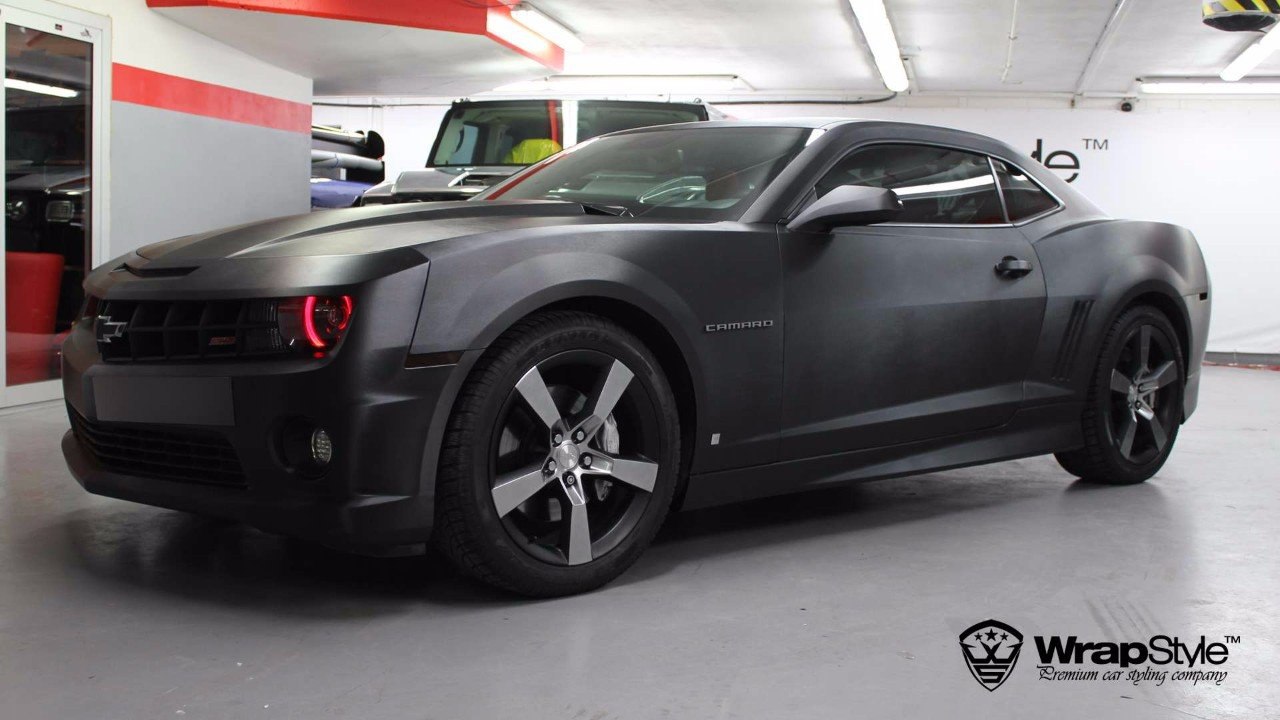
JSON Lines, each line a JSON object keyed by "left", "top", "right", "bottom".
{"left": 309, "top": 125, "right": 385, "bottom": 209}
{"left": 360, "top": 99, "right": 720, "bottom": 205}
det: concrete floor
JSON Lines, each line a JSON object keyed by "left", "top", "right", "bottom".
{"left": 0, "top": 365, "right": 1275, "bottom": 719}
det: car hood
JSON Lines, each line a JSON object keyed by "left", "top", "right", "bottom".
{"left": 6, "top": 165, "right": 89, "bottom": 193}
{"left": 362, "top": 166, "right": 519, "bottom": 202}
{"left": 131, "top": 200, "right": 609, "bottom": 267}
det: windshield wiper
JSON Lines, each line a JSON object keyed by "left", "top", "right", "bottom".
{"left": 578, "top": 202, "right": 633, "bottom": 218}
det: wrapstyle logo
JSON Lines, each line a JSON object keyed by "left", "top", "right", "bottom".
{"left": 959, "top": 619, "right": 1024, "bottom": 692}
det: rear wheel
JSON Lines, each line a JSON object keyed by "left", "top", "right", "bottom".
{"left": 434, "top": 311, "right": 679, "bottom": 596}
{"left": 1055, "top": 305, "right": 1184, "bottom": 485}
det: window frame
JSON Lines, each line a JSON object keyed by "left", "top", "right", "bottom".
{"left": 1, "top": 0, "right": 109, "bottom": 409}
{"left": 796, "top": 140, "right": 1065, "bottom": 229}
{"left": 988, "top": 155, "right": 1065, "bottom": 226}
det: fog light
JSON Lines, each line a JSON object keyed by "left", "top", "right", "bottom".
{"left": 279, "top": 419, "right": 332, "bottom": 477}
{"left": 310, "top": 428, "right": 333, "bottom": 465}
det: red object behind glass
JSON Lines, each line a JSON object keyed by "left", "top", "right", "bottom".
{"left": 6, "top": 251, "right": 64, "bottom": 385}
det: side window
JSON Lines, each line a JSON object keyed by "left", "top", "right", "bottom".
{"left": 992, "top": 159, "right": 1060, "bottom": 221}
{"left": 814, "top": 144, "right": 1005, "bottom": 225}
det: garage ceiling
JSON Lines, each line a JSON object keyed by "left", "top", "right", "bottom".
{"left": 159, "top": 0, "right": 1280, "bottom": 97}
{"left": 535, "top": 0, "right": 1280, "bottom": 96}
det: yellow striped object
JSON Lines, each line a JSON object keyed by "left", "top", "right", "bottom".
{"left": 1204, "top": 0, "right": 1280, "bottom": 13}
{"left": 1203, "top": 0, "right": 1280, "bottom": 30}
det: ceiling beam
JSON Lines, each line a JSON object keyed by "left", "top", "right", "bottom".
{"left": 1073, "top": 0, "right": 1134, "bottom": 102}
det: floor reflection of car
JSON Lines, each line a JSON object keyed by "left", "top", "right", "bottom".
{"left": 6, "top": 104, "right": 89, "bottom": 385}
{"left": 309, "top": 125, "right": 385, "bottom": 209}
{"left": 361, "top": 99, "right": 719, "bottom": 205}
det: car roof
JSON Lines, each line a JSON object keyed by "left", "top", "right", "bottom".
{"left": 607, "top": 117, "right": 1024, "bottom": 155}
{"left": 606, "top": 117, "right": 855, "bottom": 132}
{"left": 451, "top": 98, "right": 709, "bottom": 108}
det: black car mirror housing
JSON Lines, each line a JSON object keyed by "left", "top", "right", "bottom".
{"left": 787, "top": 185, "right": 903, "bottom": 232}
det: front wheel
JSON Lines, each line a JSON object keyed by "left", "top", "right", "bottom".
{"left": 434, "top": 311, "right": 680, "bottom": 596}
{"left": 1055, "top": 305, "right": 1185, "bottom": 485}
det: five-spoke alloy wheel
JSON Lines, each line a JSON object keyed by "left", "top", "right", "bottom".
{"left": 435, "top": 311, "right": 679, "bottom": 596}
{"left": 1106, "top": 324, "right": 1180, "bottom": 465}
{"left": 493, "top": 352, "right": 661, "bottom": 567}
{"left": 1056, "top": 305, "right": 1185, "bottom": 485}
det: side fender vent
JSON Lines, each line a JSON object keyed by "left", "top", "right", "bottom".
{"left": 1052, "top": 300, "right": 1094, "bottom": 381}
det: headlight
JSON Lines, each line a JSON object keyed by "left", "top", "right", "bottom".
{"left": 6, "top": 199, "right": 27, "bottom": 221}
{"left": 278, "top": 295, "right": 354, "bottom": 351}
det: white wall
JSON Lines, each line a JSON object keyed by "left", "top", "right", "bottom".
{"left": 77, "top": 0, "right": 312, "bottom": 102}
{"left": 17, "top": 0, "right": 313, "bottom": 258}
{"left": 316, "top": 98, "right": 1280, "bottom": 354}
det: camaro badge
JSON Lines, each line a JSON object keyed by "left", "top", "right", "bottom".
{"left": 959, "top": 619, "right": 1024, "bottom": 691}
{"left": 704, "top": 320, "right": 774, "bottom": 333}
{"left": 95, "top": 315, "right": 128, "bottom": 344}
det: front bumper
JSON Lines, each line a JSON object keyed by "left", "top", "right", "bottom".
{"left": 60, "top": 265, "right": 466, "bottom": 551}
{"left": 62, "top": 430, "right": 434, "bottom": 550}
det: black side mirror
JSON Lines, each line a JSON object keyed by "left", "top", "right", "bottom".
{"left": 786, "top": 185, "right": 902, "bottom": 232}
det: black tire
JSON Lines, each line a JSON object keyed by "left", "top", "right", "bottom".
{"left": 1055, "top": 305, "right": 1185, "bottom": 485}
{"left": 434, "top": 311, "right": 680, "bottom": 596}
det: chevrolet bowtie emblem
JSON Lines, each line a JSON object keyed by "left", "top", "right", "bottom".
{"left": 95, "top": 316, "right": 128, "bottom": 344}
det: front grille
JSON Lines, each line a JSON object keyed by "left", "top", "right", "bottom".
{"left": 95, "top": 298, "right": 285, "bottom": 363}
{"left": 69, "top": 406, "right": 247, "bottom": 488}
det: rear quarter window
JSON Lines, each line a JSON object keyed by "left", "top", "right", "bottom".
{"left": 992, "top": 159, "right": 1060, "bottom": 221}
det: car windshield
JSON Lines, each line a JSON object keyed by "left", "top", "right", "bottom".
{"left": 477, "top": 126, "right": 811, "bottom": 221}
{"left": 429, "top": 101, "right": 705, "bottom": 168}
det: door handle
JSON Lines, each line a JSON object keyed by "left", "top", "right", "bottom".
{"left": 994, "top": 256, "right": 1033, "bottom": 279}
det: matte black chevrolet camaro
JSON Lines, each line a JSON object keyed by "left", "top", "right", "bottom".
{"left": 62, "top": 120, "right": 1211, "bottom": 596}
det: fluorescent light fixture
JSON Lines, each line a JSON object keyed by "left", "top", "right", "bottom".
{"left": 493, "top": 74, "right": 748, "bottom": 95}
{"left": 1220, "top": 27, "right": 1280, "bottom": 81}
{"left": 1140, "top": 79, "right": 1280, "bottom": 94}
{"left": 510, "top": 2, "right": 584, "bottom": 52}
{"left": 5, "top": 77, "right": 78, "bottom": 98}
{"left": 487, "top": 9, "right": 555, "bottom": 57}
{"left": 847, "top": 0, "right": 909, "bottom": 93}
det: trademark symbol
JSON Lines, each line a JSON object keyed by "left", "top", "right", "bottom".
{"left": 1225, "top": 635, "right": 1241, "bottom": 644}
{"left": 1082, "top": 138, "right": 1109, "bottom": 151}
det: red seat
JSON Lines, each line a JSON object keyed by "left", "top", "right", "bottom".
{"left": 6, "top": 251, "right": 65, "bottom": 386}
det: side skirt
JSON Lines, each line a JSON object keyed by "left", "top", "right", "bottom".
{"left": 679, "top": 403, "right": 1084, "bottom": 510}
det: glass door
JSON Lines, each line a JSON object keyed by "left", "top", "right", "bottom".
{"left": 0, "top": 4, "right": 104, "bottom": 408}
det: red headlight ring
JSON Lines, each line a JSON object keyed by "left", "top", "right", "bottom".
{"left": 301, "top": 295, "right": 354, "bottom": 350}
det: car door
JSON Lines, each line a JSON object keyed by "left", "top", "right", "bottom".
{"left": 778, "top": 143, "right": 1047, "bottom": 461}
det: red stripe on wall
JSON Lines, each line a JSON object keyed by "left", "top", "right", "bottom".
{"left": 112, "top": 64, "right": 311, "bottom": 134}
